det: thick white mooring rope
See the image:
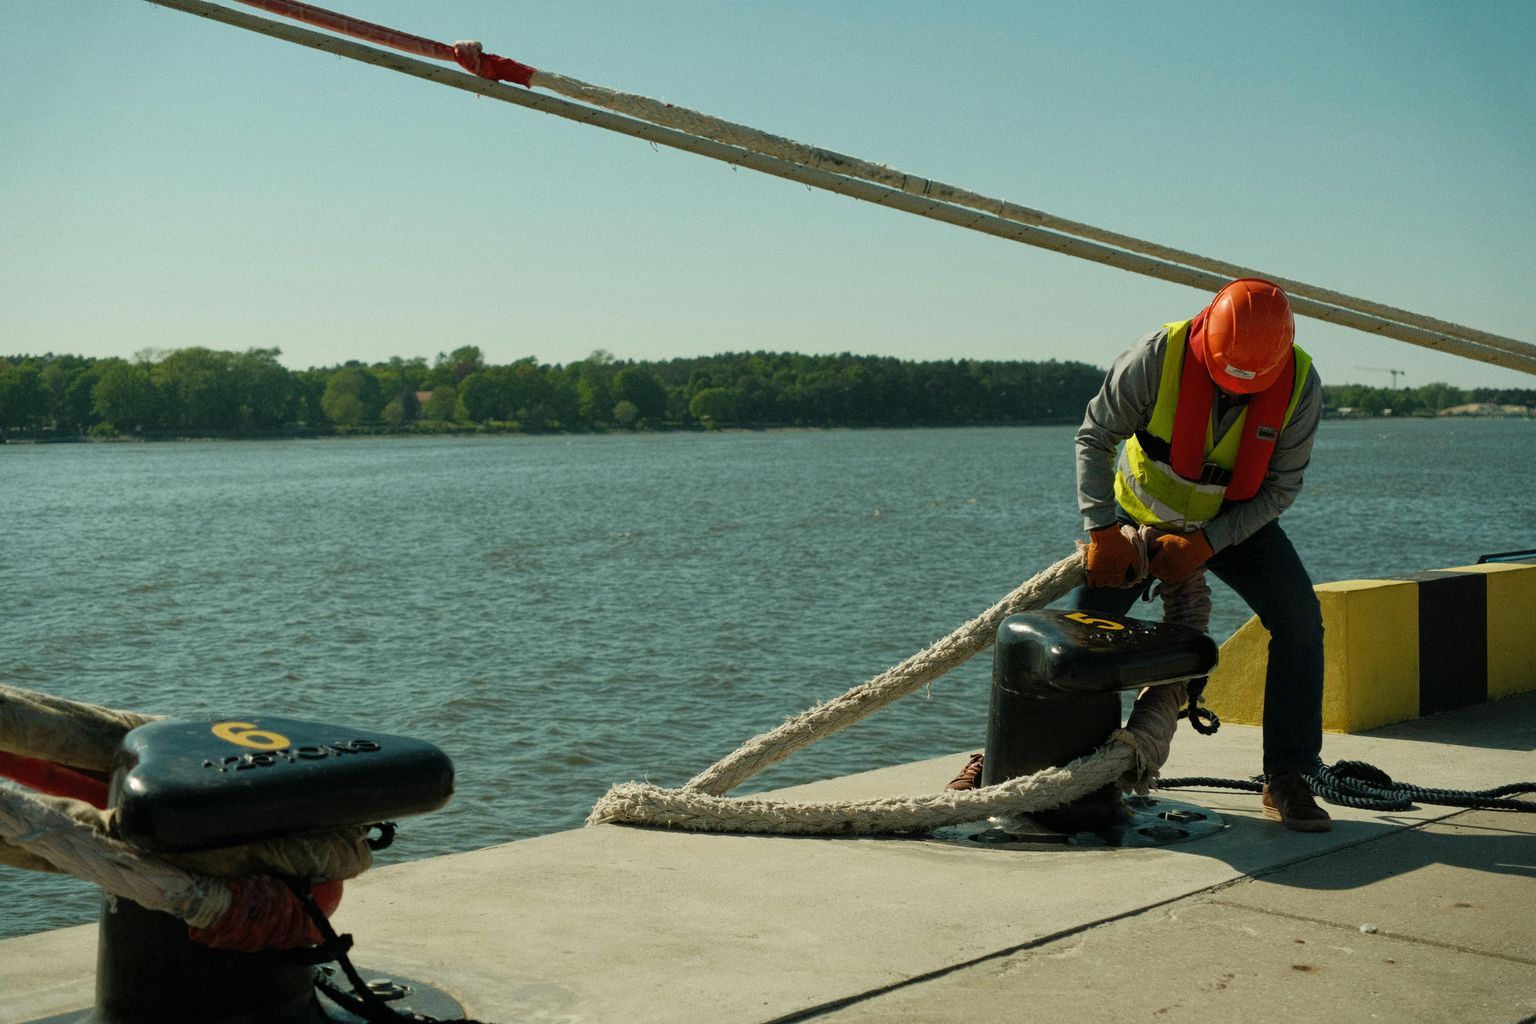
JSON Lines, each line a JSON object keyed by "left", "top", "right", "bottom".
{"left": 143, "top": 0, "right": 1536, "bottom": 376}
{"left": 0, "top": 781, "right": 232, "bottom": 928}
{"left": 586, "top": 552, "right": 1138, "bottom": 834}
{"left": 0, "top": 686, "right": 375, "bottom": 929}
{"left": 587, "top": 528, "right": 1210, "bottom": 836}
{"left": 588, "top": 738, "right": 1135, "bottom": 836}
{"left": 682, "top": 551, "right": 1086, "bottom": 797}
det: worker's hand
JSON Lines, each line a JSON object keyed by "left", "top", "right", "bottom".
{"left": 1148, "top": 530, "right": 1214, "bottom": 582}
{"left": 1085, "top": 525, "right": 1139, "bottom": 588}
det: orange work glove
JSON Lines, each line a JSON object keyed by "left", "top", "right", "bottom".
{"left": 1085, "top": 525, "right": 1138, "bottom": 588}
{"left": 1149, "top": 530, "right": 1214, "bottom": 582}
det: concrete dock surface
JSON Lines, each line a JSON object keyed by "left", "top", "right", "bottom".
{"left": 4, "top": 692, "right": 1534, "bottom": 1024}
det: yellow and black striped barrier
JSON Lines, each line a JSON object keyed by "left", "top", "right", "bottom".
{"left": 1207, "top": 555, "right": 1536, "bottom": 733}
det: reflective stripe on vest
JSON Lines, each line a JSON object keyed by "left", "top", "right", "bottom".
{"left": 1114, "top": 321, "right": 1311, "bottom": 531}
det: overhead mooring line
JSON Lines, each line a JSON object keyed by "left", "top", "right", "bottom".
{"left": 145, "top": 0, "right": 1536, "bottom": 376}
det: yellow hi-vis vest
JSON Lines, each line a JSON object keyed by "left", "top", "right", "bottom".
{"left": 1114, "top": 320, "right": 1312, "bottom": 532}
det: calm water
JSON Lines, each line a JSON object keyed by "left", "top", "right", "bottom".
{"left": 3, "top": 419, "right": 1533, "bottom": 938}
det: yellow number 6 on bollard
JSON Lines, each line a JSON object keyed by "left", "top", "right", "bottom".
{"left": 211, "top": 720, "right": 291, "bottom": 751}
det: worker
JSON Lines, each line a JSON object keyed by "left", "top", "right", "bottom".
{"left": 950, "top": 278, "right": 1331, "bottom": 833}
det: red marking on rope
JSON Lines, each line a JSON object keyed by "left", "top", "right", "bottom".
{"left": 451, "top": 41, "right": 536, "bottom": 88}
{"left": 0, "top": 752, "right": 110, "bottom": 809}
{"left": 233, "top": 0, "right": 536, "bottom": 86}
{"left": 190, "top": 877, "right": 345, "bottom": 952}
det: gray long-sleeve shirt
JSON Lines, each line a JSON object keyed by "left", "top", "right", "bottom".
{"left": 1075, "top": 327, "right": 1321, "bottom": 553}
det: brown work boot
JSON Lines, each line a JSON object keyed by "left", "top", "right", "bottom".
{"left": 946, "top": 752, "right": 985, "bottom": 791}
{"left": 1262, "top": 772, "right": 1333, "bottom": 832}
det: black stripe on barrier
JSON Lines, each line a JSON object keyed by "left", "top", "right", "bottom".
{"left": 1391, "top": 571, "right": 1489, "bottom": 716}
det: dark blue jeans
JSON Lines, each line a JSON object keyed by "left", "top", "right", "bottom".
{"left": 1070, "top": 518, "right": 1324, "bottom": 776}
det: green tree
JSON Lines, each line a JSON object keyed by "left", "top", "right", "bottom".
{"left": 572, "top": 351, "right": 617, "bottom": 427}
{"left": 320, "top": 366, "right": 381, "bottom": 427}
{"left": 457, "top": 372, "right": 498, "bottom": 422}
{"left": 422, "top": 384, "right": 458, "bottom": 421}
{"left": 612, "top": 399, "right": 640, "bottom": 428}
{"left": 289, "top": 368, "right": 330, "bottom": 426}
{"left": 154, "top": 348, "right": 223, "bottom": 430}
{"left": 371, "top": 356, "right": 429, "bottom": 424}
{"left": 613, "top": 366, "right": 667, "bottom": 423}
{"left": 1413, "top": 382, "right": 1467, "bottom": 413}
{"left": 39, "top": 357, "right": 97, "bottom": 434}
{"left": 429, "top": 346, "right": 484, "bottom": 387}
{"left": 92, "top": 359, "right": 157, "bottom": 432}
{"left": 231, "top": 348, "right": 294, "bottom": 431}
{"left": 0, "top": 360, "right": 44, "bottom": 431}
{"left": 381, "top": 396, "right": 411, "bottom": 426}
{"left": 502, "top": 358, "right": 558, "bottom": 428}
{"left": 689, "top": 386, "right": 739, "bottom": 427}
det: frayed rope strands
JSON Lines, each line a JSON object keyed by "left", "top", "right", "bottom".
{"left": 0, "top": 780, "right": 232, "bottom": 928}
{"left": 588, "top": 736, "right": 1135, "bottom": 835}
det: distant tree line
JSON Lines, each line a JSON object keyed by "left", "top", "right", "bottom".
{"left": 1320, "top": 381, "right": 1534, "bottom": 417}
{"left": 0, "top": 347, "right": 1530, "bottom": 439}
{"left": 0, "top": 347, "right": 1105, "bottom": 438}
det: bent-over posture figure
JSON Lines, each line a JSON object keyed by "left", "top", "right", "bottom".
{"left": 949, "top": 278, "right": 1331, "bottom": 833}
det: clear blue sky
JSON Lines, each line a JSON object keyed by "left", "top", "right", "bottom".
{"left": 2, "top": 1, "right": 1533, "bottom": 388}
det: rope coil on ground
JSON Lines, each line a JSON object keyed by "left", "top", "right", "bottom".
{"left": 1159, "top": 762, "right": 1536, "bottom": 813}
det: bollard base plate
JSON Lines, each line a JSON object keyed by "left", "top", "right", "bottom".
{"left": 930, "top": 795, "right": 1224, "bottom": 850}
{"left": 24, "top": 965, "right": 466, "bottom": 1024}
{"left": 313, "top": 965, "right": 468, "bottom": 1022}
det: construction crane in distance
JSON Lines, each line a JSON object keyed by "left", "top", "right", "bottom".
{"left": 1357, "top": 367, "right": 1407, "bottom": 387}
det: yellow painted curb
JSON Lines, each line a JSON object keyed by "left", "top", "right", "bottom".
{"left": 1205, "top": 561, "right": 1536, "bottom": 733}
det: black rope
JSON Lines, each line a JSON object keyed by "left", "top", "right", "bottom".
{"left": 1307, "top": 761, "right": 1536, "bottom": 813}
{"left": 284, "top": 877, "right": 493, "bottom": 1024}
{"left": 1160, "top": 760, "right": 1536, "bottom": 813}
{"left": 366, "top": 821, "right": 398, "bottom": 851}
{"left": 1158, "top": 775, "right": 1263, "bottom": 793}
{"left": 1178, "top": 693, "right": 1221, "bottom": 735}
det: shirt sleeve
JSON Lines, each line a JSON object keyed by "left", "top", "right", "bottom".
{"left": 1201, "top": 363, "right": 1322, "bottom": 552}
{"left": 1075, "top": 330, "right": 1166, "bottom": 532}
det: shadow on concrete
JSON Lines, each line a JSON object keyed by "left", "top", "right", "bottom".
{"left": 1131, "top": 796, "right": 1536, "bottom": 892}
{"left": 1360, "top": 690, "right": 1536, "bottom": 752}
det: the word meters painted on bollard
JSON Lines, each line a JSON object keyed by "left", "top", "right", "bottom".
{"left": 984, "top": 610, "right": 1217, "bottom": 837}
{"left": 88, "top": 715, "right": 455, "bottom": 1024}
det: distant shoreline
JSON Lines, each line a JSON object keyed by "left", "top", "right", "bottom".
{"left": 2, "top": 411, "right": 1529, "bottom": 446}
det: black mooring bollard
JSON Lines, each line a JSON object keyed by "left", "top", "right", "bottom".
{"left": 78, "top": 715, "right": 455, "bottom": 1024}
{"left": 94, "top": 895, "right": 321, "bottom": 1024}
{"left": 982, "top": 610, "right": 1218, "bottom": 836}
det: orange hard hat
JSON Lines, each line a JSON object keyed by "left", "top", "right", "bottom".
{"left": 1195, "top": 278, "right": 1295, "bottom": 394}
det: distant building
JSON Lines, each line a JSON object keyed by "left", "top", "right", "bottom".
{"left": 1439, "top": 403, "right": 1531, "bottom": 417}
